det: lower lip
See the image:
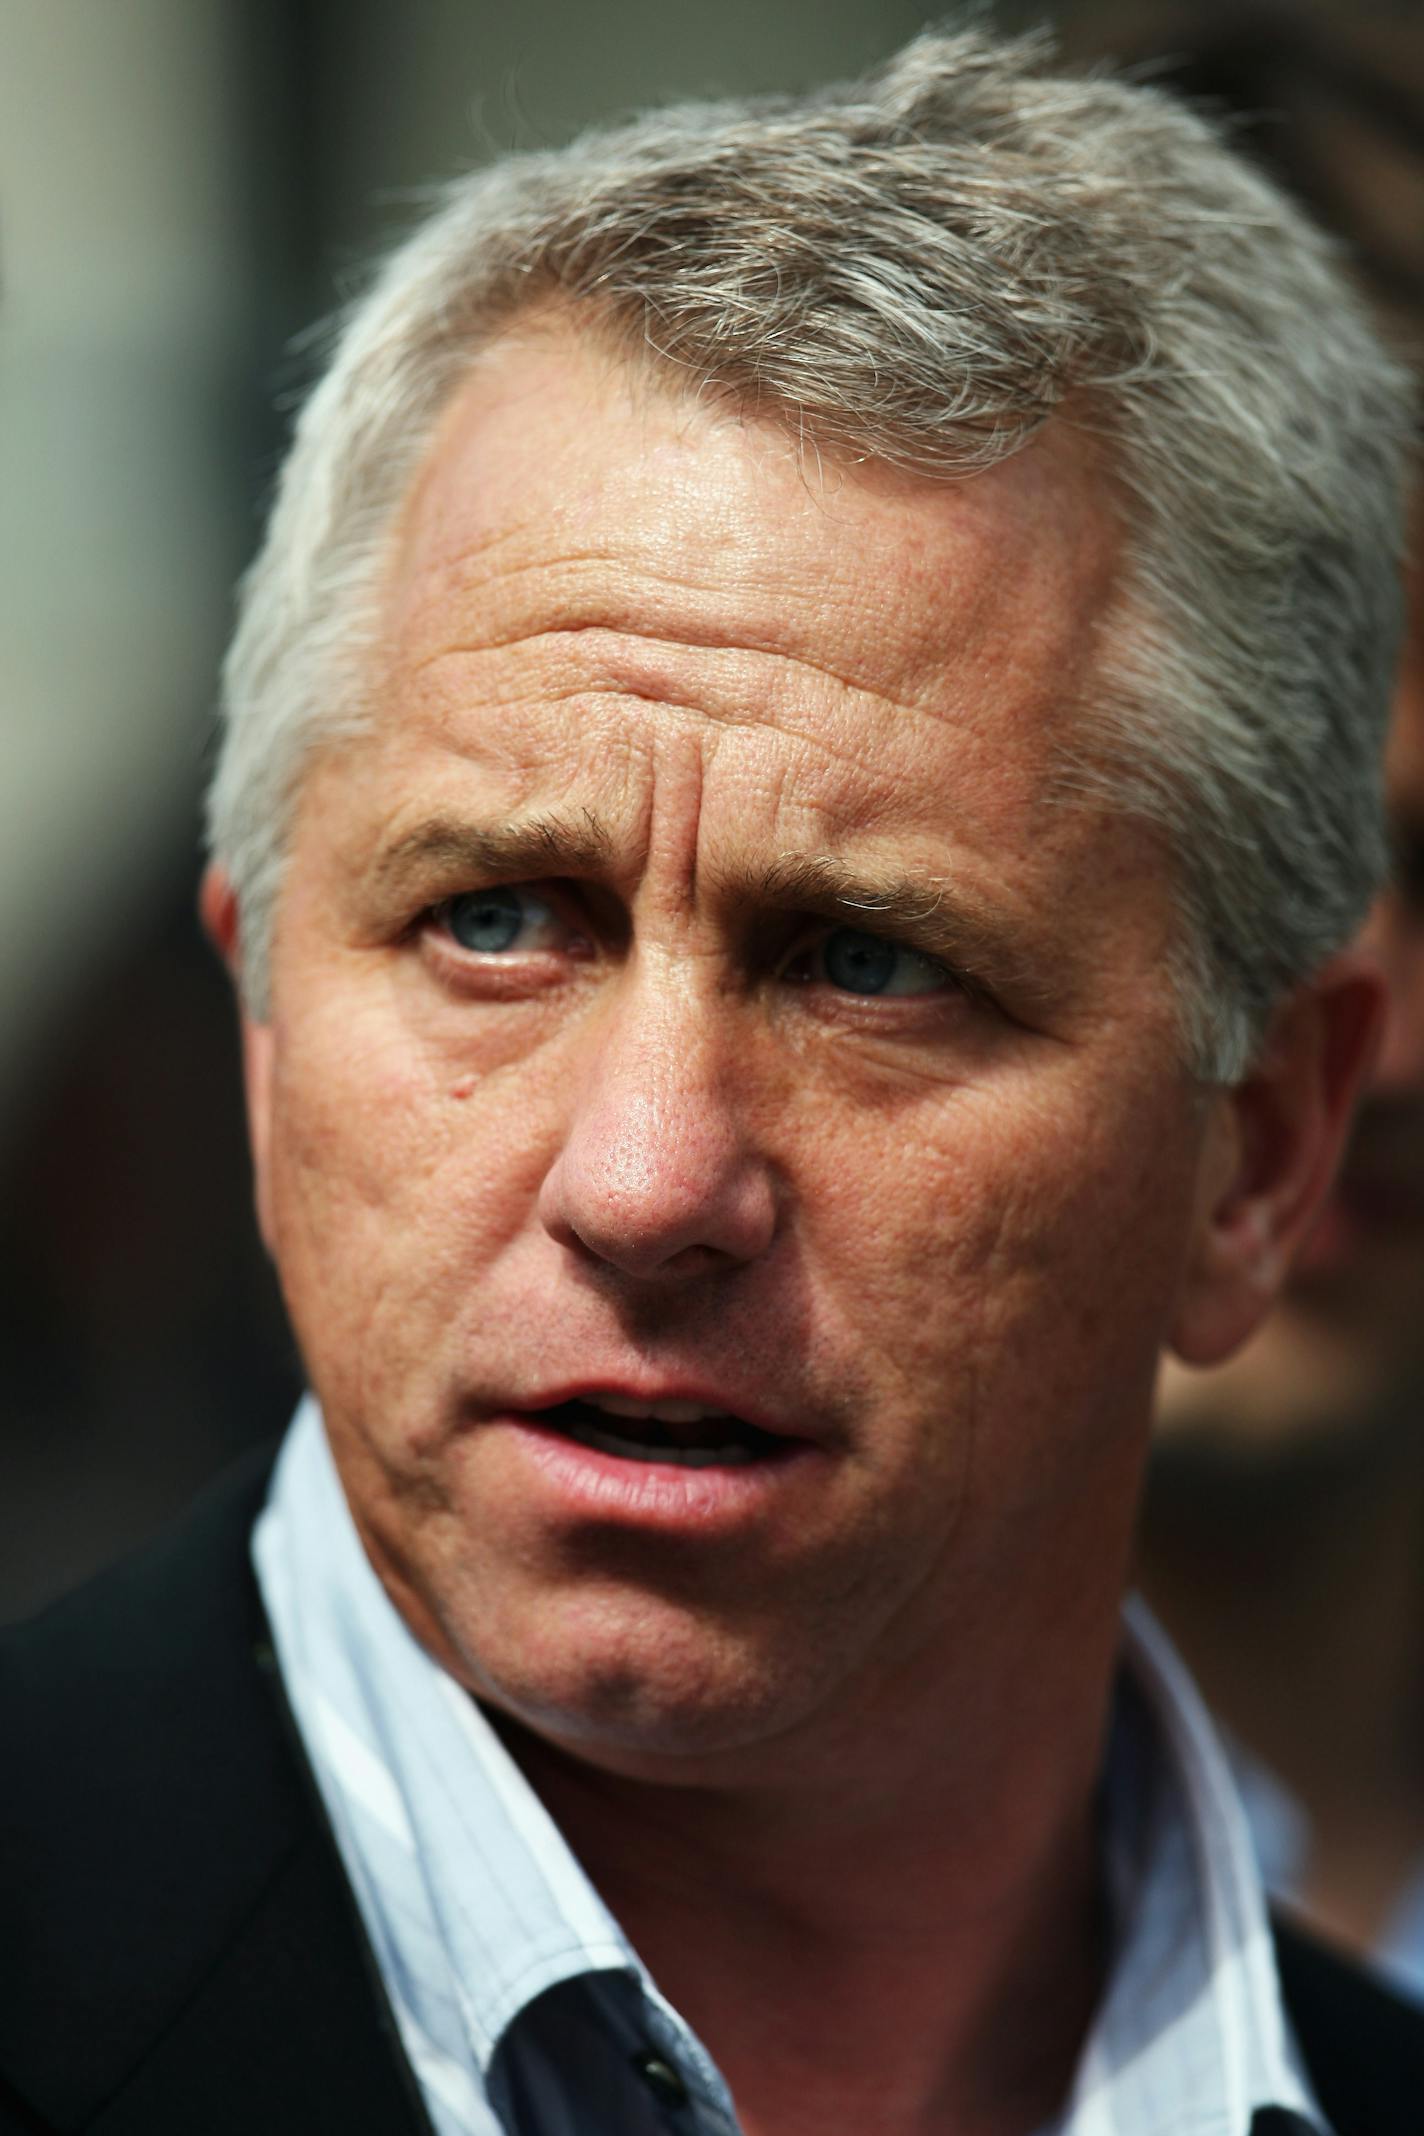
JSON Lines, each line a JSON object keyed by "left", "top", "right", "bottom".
{"left": 490, "top": 1414, "right": 822, "bottom": 1532}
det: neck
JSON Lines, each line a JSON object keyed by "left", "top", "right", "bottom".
{"left": 1140, "top": 1409, "right": 1424, "bottom": 1945}
{"left": 498, "top": 1661, "right": 1114, "bottom": 2136}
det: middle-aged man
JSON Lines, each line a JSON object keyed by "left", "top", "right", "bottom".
{"left": 4, "top": 25, "right": 1423, "bottom": 2136}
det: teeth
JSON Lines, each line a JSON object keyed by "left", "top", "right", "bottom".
{"left": 587, "top": 1394, "right": 731, "bottom": 1425}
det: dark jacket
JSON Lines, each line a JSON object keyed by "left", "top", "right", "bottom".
{"left": 3, "top": 1451, "right": 1422, "bottom": 2134}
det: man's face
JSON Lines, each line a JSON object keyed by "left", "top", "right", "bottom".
{"left": 237, "top": 328, "right": 1228, "bottom": 1777}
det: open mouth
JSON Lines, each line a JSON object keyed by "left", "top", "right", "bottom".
{"left": 532, "top": 1397, "right": 790, "bottom": 1469}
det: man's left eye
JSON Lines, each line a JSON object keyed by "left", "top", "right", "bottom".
{"left": 811, "top": 927, "right": 952, "bottom": 997}
{"left": 441, "top": 886, "right": 566, "bottom": 954}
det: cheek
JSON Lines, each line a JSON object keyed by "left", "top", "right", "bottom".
{"left": 801, "top": 1075, "right": 1195, "bottom": 1431}
{"left": 260, "top": 992, "right": 561, "bottom": 1397}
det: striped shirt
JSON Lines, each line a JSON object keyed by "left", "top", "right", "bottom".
{"left": 254, "top": 1399, "right": 1328, "bottom": 2135}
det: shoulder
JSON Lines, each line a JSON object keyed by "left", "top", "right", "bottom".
{"left": 0, "top": 1443, "right": 288, "bottom": 1894}
{"left": 1273, "top": 1912, "right": 1424, "bottom": 2134}
{"left": 0, "top": 1444, "right": 288, "bottom": 1928}
{"left": 0, "top": 1450, "right": 285, "bottom": 2117}
{"left": 0, "top": 1447, "right": 424, "bottom": 2135}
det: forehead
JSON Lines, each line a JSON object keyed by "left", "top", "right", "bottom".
{"left": 383, "top": 322, "right": 1123, "bottom": 787}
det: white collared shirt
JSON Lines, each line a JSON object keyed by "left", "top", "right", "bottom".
{"left": 254, "top": 1400, "right": 1328, "bottom": 2136}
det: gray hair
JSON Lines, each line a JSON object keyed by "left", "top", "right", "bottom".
{"left": 208, "top": 23, "right": 1416, "bottom": 1080}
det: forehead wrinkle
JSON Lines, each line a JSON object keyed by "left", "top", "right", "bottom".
{"left": 386, "top": 509, "right": 1117, "bottom": 775}
{"left": 389, "top": 530, "right": 960, "bottom": 716}
{"left": 387, "top": 646, "right": 1077, "bottom": 868}
{"left": 401, "top": 634, "right": 932, "bottom": 745}
{"left": 554, "top": 623, "right": 936, "bottom": 725}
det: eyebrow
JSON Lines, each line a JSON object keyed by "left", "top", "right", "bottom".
{"left": 369, "top": 811, "right": 614, "bottom": 899}
{"left": 365, "top": 812, "right": 1024, "bottom": 982}
{"left": 753, "top": 853, "right": 1020, "bottom": 980}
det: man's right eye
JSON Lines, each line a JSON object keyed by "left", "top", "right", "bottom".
{"left": 440, "top": 886, "right": 566, "bottom": 954}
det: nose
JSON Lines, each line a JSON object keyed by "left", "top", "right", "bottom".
{"left": 537, "top": 979, "right": 779, "bottom": 1281}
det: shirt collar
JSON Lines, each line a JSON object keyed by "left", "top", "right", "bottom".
{"left": 1051, "top": 1598, "right": 1326, "bottom": 2135}
{"left": 255, "top": 1400, "right": 1328, "bottom": 2136}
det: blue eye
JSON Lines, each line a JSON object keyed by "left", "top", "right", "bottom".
{"left": 447, "top": 887, "right": 543, "bottom": 953}
{"left": 821, "top": 927, "right": 948, "bottom": 997}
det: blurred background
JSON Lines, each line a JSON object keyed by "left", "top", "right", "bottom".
{"left": 4, "top": 0, "right": 1424, "bottom": 1997}
{"left": 2, "top": 0, "right": 1019, "bottom": 1619}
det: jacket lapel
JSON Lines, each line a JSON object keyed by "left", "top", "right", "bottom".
{"left": 85, "top": 1788, "right": 432, "bottom": 2135}
{"left": 1273, "top": 1915, "right": 1424, "bottom": 2136}
{"left": 0, "top": 1450, "right": 429, "bottom": 2135}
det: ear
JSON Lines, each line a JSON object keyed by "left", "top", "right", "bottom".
{"left": 199, "top": 863, "right": 278, "bottom": 1257}
{"left": 199, "top": 861, "right": 242, "bottom": 981}
{"left": 1168, "top": 954, "right": 1385, "bottom": 1366}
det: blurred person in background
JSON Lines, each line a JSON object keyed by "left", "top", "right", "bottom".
{"left": 1063, "top": 0, "right": 1424, "bottom": 2002}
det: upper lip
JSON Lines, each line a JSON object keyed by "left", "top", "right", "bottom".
{"left": 492, "top": 1380, "right": 819, "bottom": 1444}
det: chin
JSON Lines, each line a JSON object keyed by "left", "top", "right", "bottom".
{"left": 441, "top": 1582, "right": 823, "bottom": 1774}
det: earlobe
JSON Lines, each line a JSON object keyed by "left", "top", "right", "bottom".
{"left": 1168, "top": 956, "right": 1385, "bottom": 1366}
{"left": 199, "top": 863, "right": 242, "bottom": 978}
